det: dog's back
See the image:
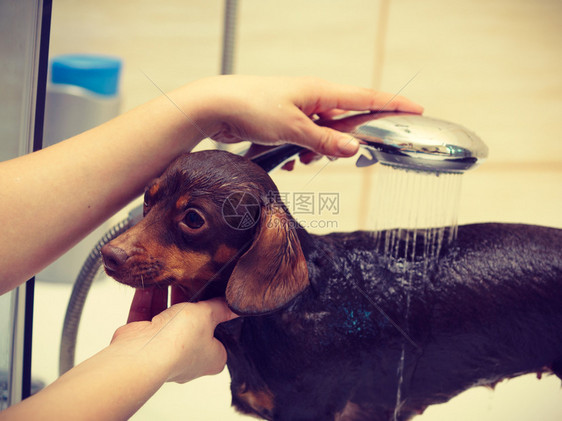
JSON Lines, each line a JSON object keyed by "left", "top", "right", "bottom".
{"left": 220, "top": 223, "right": 562, "bottom": 420}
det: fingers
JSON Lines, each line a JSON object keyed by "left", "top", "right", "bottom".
{"left": 242, "top": 143, "right": 273, "bottom": 159}
{"left": 287, "top": 79, "right": 422, "bottom": 157}
{"left": 300, "top": 151, "right": 322, "bottom": 165}
{"left": 366, "top": 90, "right": 424, "bottom": 114}
{"left": 315, "top": 109, "right": 349, "bottom": 120}
{"left": 170, "top": 285, "right": 191, "bottom": 305}
{"left": 202, "top": 75, "right": 423, "bottom": 160}
{"left": 281, "top": 160, "right": 295, "bottom": 171}
{"left": 128, "top": 285, "right": 236, "bottom": 328}
{"left": 155, "top": 298, "right": 238, "bottom": 334}
{"left": 200, "top": 297, "right": 239, "bottom": 326}
{"left": 114, "top": 292, "right": 237, "bottom": 385}
{"left": 339, "top": 89, "right": 424, "bottom": 114}
{"left": 300, "top": 80, "right": 424, "bottom": 115}
{"left": 293, "top": 118, "right": 360, "bottom": 157}
{"left": 280, "top": 151, "right": 322, "bottom": 171}
{"left": 127, "top": 287, "right": 168, "bottom": 323}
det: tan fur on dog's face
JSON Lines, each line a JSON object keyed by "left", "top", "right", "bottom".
{"left": 103, "top": 178, "right": 256, "bottom": 298}
{"left": 102, "top": 150, "right": 309, "bottom": 314}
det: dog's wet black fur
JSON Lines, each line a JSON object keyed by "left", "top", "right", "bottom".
{"left": 103, "top": 150, "right": 562, "bottom": 420}
{"left": 220, "top": 221, "right": 561, "bottom": 420}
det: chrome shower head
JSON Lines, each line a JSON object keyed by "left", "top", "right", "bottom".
{"left": 348, "top": 112, "right": 489, "bottom": 173}
{"left": 250, "top": 112, "right": 488, "bottom": 174}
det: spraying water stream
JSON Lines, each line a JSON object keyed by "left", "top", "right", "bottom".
{"left": 368, "top": 164, "right": 463, "bottom": 420}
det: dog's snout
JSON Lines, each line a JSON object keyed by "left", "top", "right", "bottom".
{"left": 101, "top": 244, "right": 129, "bottom": 272}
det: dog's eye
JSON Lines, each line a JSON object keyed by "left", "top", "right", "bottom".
{"left": 143, "top": 192, "right": 154, "bottom": 216}
{"left": 184, "top": 209, "right": 205, "bottom": 229}
{"left": 143, "top": 183, "right": 161, "bottom": 216}
{"left": 143, "top": 198, "right": 150, "bottom": 216}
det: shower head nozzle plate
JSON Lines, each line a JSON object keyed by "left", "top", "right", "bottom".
{"left": 337, "top": 113, "right": 489, "bottom": 173}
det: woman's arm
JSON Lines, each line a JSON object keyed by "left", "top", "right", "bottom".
{"left": 0, "top": 75, "right": 422, "bottom": 293}
{"left": 0, "top": 89, "right": 202, "bottom": 293}
{"left": 0, "top": 297, "right": 237, "bottom": 421}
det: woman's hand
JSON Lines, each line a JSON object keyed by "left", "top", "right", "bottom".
{"left": 0, "top": 292, "right": 237, "bottom": 421}
{"left": 115, "top": 287, "right": 238, "bottom": 383}
{"left": 174, "top": 75, "right": 424, "bottom": 158}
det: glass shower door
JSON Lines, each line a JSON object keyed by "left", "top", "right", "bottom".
{"left": 0, "top": 294, "right": 13, "bottom": 409}
{"left": 0, "top": 0, "right": 51, "bottom": 409}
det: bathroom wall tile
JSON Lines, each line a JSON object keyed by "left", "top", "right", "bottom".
{"left": 35, "top": 2, "right": 562, "bottom": 420}
{"left": 381, "top": 0, "right": 562, "bottom": 164}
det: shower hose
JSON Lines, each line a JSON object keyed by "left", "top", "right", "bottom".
{"left": 58, "top": 205, "right": 142, "bottom": 376}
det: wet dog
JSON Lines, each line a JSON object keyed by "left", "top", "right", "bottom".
{"left": 102, "top": 150, "right": 562, "bottom": 420}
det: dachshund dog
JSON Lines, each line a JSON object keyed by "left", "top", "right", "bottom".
{"left": 101, "top": 150, "right": 562, "bottom": 421}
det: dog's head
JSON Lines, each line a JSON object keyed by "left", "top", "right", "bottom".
{"left": 101, "top": 150, "right": 309, "bottom": 315}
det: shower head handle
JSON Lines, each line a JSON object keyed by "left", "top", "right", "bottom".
{"left": 250, "top": 112, "right": 488, "bottom": 174}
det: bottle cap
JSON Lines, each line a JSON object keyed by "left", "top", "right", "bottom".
{"left": 51, "top": 54, "right": 122, "bottom": 96}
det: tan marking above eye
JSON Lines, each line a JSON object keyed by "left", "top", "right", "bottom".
{"left": 148, "top": 183, "right": 160, "bottom": 197}
{"left": 175, "top": 195, "right": 190, "bottom": 210}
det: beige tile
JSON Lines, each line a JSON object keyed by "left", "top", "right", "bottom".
{"left": 381, "top": 0, "right": 562, "bottom": 165}
{"left": 36, "top": 1, "right": 562, "bottom": 419}
{"left": 460, "top": 164, "right": 562, "bottom": 227}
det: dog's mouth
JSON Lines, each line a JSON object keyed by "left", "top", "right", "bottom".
{"left": 103, "top": 264, "right": 221, "bottom": 302}
{"left": 103, "top": 266, "right": 118, "bottom": 279}
{"left": 103, "top": 264, "right": 176, "bottom": 290}
{"left": 100, "top": 243, "right": 172, "bottom": 287}
{"left": 101, "top": 246, "right": 232, "bottom": 303}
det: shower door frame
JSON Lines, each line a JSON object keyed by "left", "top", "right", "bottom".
{"left": 0, "top": 0, "right": 51, "bottom": 408}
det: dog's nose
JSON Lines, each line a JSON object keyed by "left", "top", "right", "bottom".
{"left": 101, "top": 244, "right": 129, "bottom": 272}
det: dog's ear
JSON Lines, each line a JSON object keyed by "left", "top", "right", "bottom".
{"left": 226, "top": 204, "right": 309, "bottom": 315}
